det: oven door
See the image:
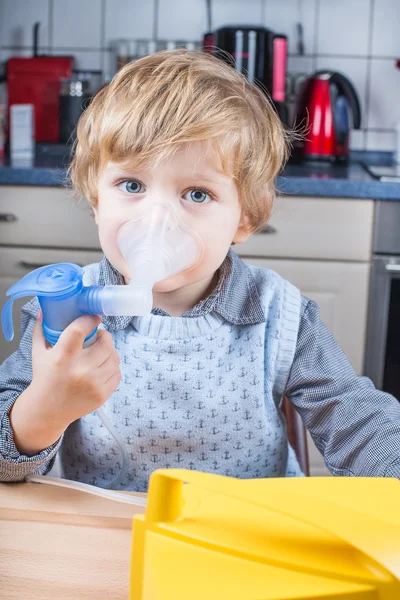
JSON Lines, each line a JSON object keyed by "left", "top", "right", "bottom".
{"left": 364, "top": 255, "right": 400, "bottom": 396}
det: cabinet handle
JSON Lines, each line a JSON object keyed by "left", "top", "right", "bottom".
{"left": 385, "top": 264, "right": 400, "bottom": 272}
{"left": 18, "top": 260, "right": 48, "bottom": 270}
{"left": 0, "top": 213, "right": 18, "bottom": 223}
{"left": 260, "top": 224, "right": 277, "bottom": 235}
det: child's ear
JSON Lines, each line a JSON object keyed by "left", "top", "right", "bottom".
{"left": 232, "top": 213, "right": 253, "bottom": 244}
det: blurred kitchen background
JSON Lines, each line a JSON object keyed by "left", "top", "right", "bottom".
{"left": 0, "top": 0, "right": 399, "bottom": 152}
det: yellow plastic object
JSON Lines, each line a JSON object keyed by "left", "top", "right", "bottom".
{"left": 130, "top": 470, "right": 400, "bottom": 599}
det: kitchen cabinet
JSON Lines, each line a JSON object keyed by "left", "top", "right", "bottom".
{"left": 236, "top": 196, "right": 374, "bottom": 262}
{"left": 0, "top": 185, "right": 99, "bottom": 248}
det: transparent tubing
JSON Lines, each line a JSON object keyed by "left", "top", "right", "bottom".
{"left": 82, "top": 327, "right": 130, "bottom": 488}
{"left": 95, "top": 406, "right": 131, "bottom": 489}
{"left": 25, "top": 474, "right": 147, "bottom": 507}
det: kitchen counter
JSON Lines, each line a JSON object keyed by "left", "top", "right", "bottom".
{"left": 0, "top": 481, "right": 145, "bottom": 599}
{"left": 279, "top": 161, "right": 400, "bottom": 199}
{"left": 2, "top": 151, "right": 400, "bottom": 199}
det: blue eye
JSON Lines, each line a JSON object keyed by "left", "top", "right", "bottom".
{"left": 184, "top": 189, "right": 212, "bottom": 204}
{"left": 118, "top": 180, "right": 143, "bottom": 193}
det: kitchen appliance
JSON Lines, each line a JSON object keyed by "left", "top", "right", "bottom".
{"left": 6, "top": 23, "right": 74, "bottom": 143}
{"left": 364, "top": 200, "right": 400, "bottom": 398}
{"left": 206, "top": 26, "right": 288, "bottom": 123}
{"left": 294, "top": 71, "right": 361, "bottom": 162}
{"left": 130, "top": 470, "right": 400, "bottom": 599}
{"left": 59, "top": 70, "right": 102, "bottom": 144}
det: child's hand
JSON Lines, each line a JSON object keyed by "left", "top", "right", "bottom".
{"left": 9, "top": 311, "right": 121, "bottom": 456}
{"left": 31, "top": 310, "right": 122, "bottom": 425}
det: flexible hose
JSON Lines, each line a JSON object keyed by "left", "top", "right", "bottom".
{"left": 25, "top": 407, "right": 137, "bottom": 502}
{"left": 95, "top": 405, "right": 131, "bottom": 489}
{"left": 25, "top": 474, "right": 146, "bottom": 506}
{"left": 85, "top": 331, "right": 130, "bottom": 489}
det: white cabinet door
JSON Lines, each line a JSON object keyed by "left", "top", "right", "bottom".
{"left": 0, "top": 247, "right": 103, "bottom": 363}
{"left": 242, "top": 257, "right": 371, "bottom": 477}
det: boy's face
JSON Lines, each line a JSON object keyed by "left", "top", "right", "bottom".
{"left": 95, "top": 142, "right": 252, "bottom": 294}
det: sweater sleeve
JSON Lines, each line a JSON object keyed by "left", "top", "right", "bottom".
{"left": 0, "top": 298, "right": 63, "bottom": 482}
{"left": 285, "top": 296, "right": 400, "bottom": 477}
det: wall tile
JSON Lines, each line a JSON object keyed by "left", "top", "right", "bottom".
{"left": 287, "top": 55, "right": 314, "bottom": 102}
{"left": 315, "top": 56, "right": 368, "bottom": 128}
{"left": 263, "top": 0, "right": 317, "bottom": 55}
{"left": 366, "top": 130, "right": 396, "bottom": 151}
{"left": 371, "top": 0, "right": 400, "bottom": 57}
{"left": 349, "top": 129, "right": 365, "bottom": 150}
{"left": 367, "top": 58, "right": 400, "bottom": 129}
{"left": 0, "top": 0, "right": 49, "bottom": 48}
{"left": 157, "top": 0, "right": 205, "bottom": 41}
{"left": 0, "top": 48, "right": 33, "bottom": 61}
{"left": 287, "top": 55, "right": 314, "bottom": 75}
{"left": 317, "top": 0, "right": 371, "bottom": 56}
{"left": 51, "top": 49, "right": 103, "bottom": 71}
{"left": 212, "top": 0, "right": 263, "bottom": 29}
{"left": 53, "top": 0, "right": 102, "bottom": 49}
{"left": 104, "top": 0, "right": 154, "bottom": 45}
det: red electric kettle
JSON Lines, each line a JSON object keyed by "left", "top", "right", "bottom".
{"left": 294, "top": 71, "right": 361, "bottom": 162}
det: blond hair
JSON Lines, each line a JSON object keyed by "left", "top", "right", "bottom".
{"left": 70, "top": 49, "right": 290, "bottom": 231}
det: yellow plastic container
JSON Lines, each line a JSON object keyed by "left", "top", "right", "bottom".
{"left": 130, "top": 469, "right": 400, "bottom": 599}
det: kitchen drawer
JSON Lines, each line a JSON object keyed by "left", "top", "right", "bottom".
{"left": 0, "top": 246, "right": 104, "bottom": 277}
{"left": 236, "top": 196, "right": 374, "bottom": 261}
{"left": 0, "top": 186, "right": 100, "bottom": 249}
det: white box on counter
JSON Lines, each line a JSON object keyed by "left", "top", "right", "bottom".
{"left": 10, "top": 104, "right": 35, "bottom": 159}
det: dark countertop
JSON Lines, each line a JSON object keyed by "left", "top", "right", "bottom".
{"left": 1, "top": 150, "right": 400, "bottom": 200}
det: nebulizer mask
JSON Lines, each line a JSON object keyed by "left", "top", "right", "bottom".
{"left": 1, "top": 203, "right": 203, "bottom": 503}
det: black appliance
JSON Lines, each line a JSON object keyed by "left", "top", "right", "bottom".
{"left": 205, "top": 26, "right": 288, "bottom": 123}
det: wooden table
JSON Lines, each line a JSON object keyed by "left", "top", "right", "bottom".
{"left": 0, "top": 482, "right": 146, "bottom": 599}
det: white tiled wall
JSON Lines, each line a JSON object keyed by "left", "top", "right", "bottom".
{"left": 1, "top": 0, "right": 399, "bottom": 152}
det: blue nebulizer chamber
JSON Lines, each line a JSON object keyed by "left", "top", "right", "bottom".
{"left": 1, "top": 262, "right": 153, "bottom": 346}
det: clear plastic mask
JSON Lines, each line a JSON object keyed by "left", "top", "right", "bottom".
{"left": 117, "top": 203, "right": 204, "bottom": 287}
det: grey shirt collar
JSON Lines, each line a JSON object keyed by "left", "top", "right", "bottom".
{"left": 98, "top": 249, "right": 266, "bottom": 330}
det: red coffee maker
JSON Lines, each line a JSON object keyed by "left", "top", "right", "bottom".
{"left": 294, "top": 71, "right": 361, "bottom": 162}
{"left": 6, "top": 23, "right": 74, "bottom": 143}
